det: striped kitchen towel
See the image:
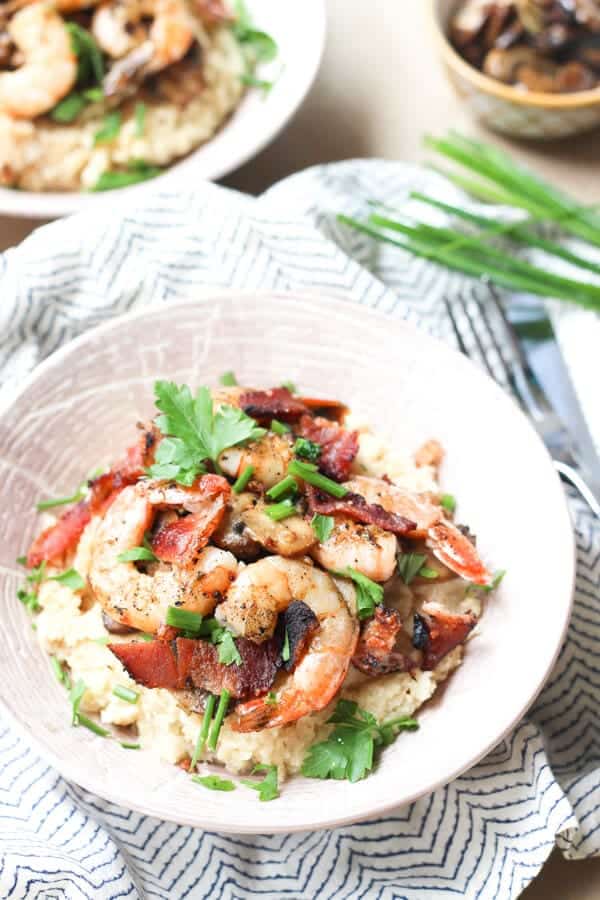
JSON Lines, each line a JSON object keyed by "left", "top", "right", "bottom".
{"left": 0, "top": 160, "right": 598, "bottom": 899}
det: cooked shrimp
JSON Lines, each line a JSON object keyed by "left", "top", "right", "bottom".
{"left": 241, "top": 496, "right": 316, "bottom": 558}
{"left": 0, "top": 4, "right": 77, "bottom": 119}
{"left": 93, "top": 0, "right": 194, "bottom": 71}
{"left": 218, "top": 557, "right": 359, "bottom": 731}
{"left": 89, "top": 481, "right": 237, "bottom": 632}
{"left": 219, "top": 432, "right": 293, "bottom": 489}
{"left": 345, "top": 476, "right": 492, "bottom": 586}
{"left": 311, "top": 518, "right": 398, "bottom": 582}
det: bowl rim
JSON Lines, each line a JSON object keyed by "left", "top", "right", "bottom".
{"left": 0, "top": 290, "right": 577, "bottom": 832}
{"left": 0, "top": 0, "right": 327, "bottom": 220}
{"left": 426, "top": 0, "right": 600, "bottom": 109}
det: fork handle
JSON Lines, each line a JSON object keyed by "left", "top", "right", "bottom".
{"left": 555, "top": 460, "right": 600, "bottom": 519}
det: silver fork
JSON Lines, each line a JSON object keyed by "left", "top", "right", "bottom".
{"left": 444, "top": 289, "right": 600, "bottom": 518}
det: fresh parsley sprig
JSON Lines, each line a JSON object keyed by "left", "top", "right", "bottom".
{"left": 147, "top": 380, "right": 265, "bottom": 484}
{"left": 301, "top": 700, "right": 418, "bottom": 783}
{"left": 331, "top": 567, "right": 383, "bottom": 619}
{"left": 241, "top": 764, "right": 280, "bottom": 801}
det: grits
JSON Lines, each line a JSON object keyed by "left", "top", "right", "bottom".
{"left": 35, "top": 423, "right": 479, "bottom": 779}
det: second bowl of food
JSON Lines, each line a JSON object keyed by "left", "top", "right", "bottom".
{"left": 429, "top": 0, "right": 600, "bottom": 138}
{"left": 0, "top": 291, "right": 574, "bottom": 832}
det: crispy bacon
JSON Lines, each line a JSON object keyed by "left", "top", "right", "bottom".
{"left": 351, "top": 606, "right": 412, "bottom": 676}
{"left": 299, "top": 397, "right": 348, "bottom": 423}
{"left": 305, "top": 485, "right": 416, "bottom": 536}
{"left": 109, "top": 635, "right": 281, "bottom": 700}
{"left": 150, "top": 475, "right": 231, "bottom": 564}
{"left": 89, "top": 426, "right": 158, "bottom": 515}
{"left": 239, "top": 387, "right": 310, "bottom": 424}
{"left": 297, "top": 414, "right": 359, "bottom": 481}
{"left": 26, "top": 500, "right": 91, "bottom": 568}
{"left": 420, "top": 605, "right": 477, "bottom": 670}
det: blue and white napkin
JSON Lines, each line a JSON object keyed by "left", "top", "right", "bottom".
{"left": 0, "top": 161, "right": 598, "bottom": 899}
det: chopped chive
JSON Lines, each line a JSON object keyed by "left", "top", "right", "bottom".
{"left": 165, "top": 607, "right": 203, "bottom": 634}
{"left": 265, "top": 499, "right": 296, "bottom": 521}
{"left": 138, "top": 633, "right": 154, "bottom": 642}
{"left": 418, "top": 566, "right": 438, "bottom": 579}
{"left": 113, "top": 684, "right": 139, "bottom": 704}
{"left": 270, "top": 419, "right": 290, "bottom": 435}
{"left": 192, "top": 774, "right": 236, "bottom": 791}
{"left": 16, "top": 556, "right": 26, "bottom": 566}
{"left": 207, "top": 689, "right": 230, "bottom": 751}
{"left": 311, "top": 513, "right": 334, "bottom": 543}
{"left": 36, "top": 485, "right": 86, "bottom": 511}
{"left": 265, "top": 475, "right": 297, "bottom": 501}
{"left": 440, "top": 493, "right": 456, "bottom": 514}
{"left": 265, "top": 691, "right": 278, "bottom": 705}
{"left": 120, "top": 741, "right": 141, "bottom": 750}
{"left": 94, "top": 110, "right": 121, "bottom": 145}
{"left": 49, "top": 568, "right": 86, "bottom": 591}
{"left": 134, "top": 101, "right": 146, "bottom": 137}
{"left": 293, "top": 437, "right": 321, "bottom": 462}
{"left": 77, "top": 714, "right": 110, "bottom": 737}
{"left": 232, "top": 465, "right": 254, "bottom": 494}
{"left": 116, "top": 546, "right": 157, "bottom": 563}
{"left": 191, "top": 694, "right": 217, "bottom": 768}
{"left": 468, "top": 569, "right": 506, "bottom": 594}
{"left": 27, "top": 561, "right": 47, "bottom": 585}
{"left": 50, "top": 656, "right": 66, "bottom": 684}
{"left": 220, "top": 371, "right": 238, "bottom": 386}
{"left": 93, "top": 636, "right": 109, "bottom": 645}
{"left": 69, "top": 679, "right": 86, "bottom": 725}
{"left": 397, "top": 552, "right": 428, "bottom": 586}
{"left": 17, "top": 588, "right": 40, "bottom": 613}
{"left": 281, "top": 630, "right": 290, "bottom": 662}
{"left": 281, "top": 381, "right": 297, "bottom": 393}
{"left": 288, "top": 459, "right": 348, "bottom": 498}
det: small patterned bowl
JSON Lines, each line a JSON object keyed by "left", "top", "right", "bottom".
{"left": 428, "top": 0, "right": 600, "bottom": 139}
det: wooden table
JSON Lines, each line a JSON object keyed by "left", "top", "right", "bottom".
{"left": 1, "top": 2, "right": 599, "bottom": 894}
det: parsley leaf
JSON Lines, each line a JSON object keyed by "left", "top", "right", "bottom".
{"left": 396, "top": 552, "right": 427, "bottom": 585}
{"left": 311, "top": 513, "right": 334, "bottom": 543}
{"left": 148, "top": 381, "right": 265, "bottom": 484}
{"left": 49, "top": 568, "right": 86, "bottom": 591}
{"left": 192, "top": 774, "right": 236, "bottom": 792}
{"left": 220, "top": 371, "right": 238, "bottom": 386}
{"left": 301, "top": 700, "right": 418, "bottom": 783}
{"left": 215, "top": 630, "right": 242, "bottom": 666}
{"left": 241, "top": 764, "right": 279, "bottom": 801}
{"left": 440, "top": 493, "right": 456, "bottom": 514}
{"left": 17, "top": 588, "right": 40, "bottom": 613}
{"left": 51, "top": 93, "right": 86, "bottom": 123}
{"left": 116, "top": 546, "right": 157, "bottom": 563}
{"left": 331, "top": 567, "right": 383, "bottom": 619}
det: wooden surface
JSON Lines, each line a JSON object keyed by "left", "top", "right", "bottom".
{"left": 1, "top": 0, "right": 599, "bottom": 892}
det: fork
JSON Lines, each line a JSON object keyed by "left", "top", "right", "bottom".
{"left": 444, "top": 289, "right": 600, "bottom": 519}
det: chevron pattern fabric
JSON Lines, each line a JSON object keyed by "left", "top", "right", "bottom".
{"left": 0, "top": 162, "right": 598, "bottom": 899}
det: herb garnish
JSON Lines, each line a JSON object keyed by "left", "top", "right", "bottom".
{"left": 287, "top": 459, "right": 348, "bottom": 499}
{"left": 270, "top": 419, "right": 290, "bottom": 435}
{"left": 134, "top": 102, "right": 146, "bottom": 137}
{"left": 266, "top": 475, "right": 298, "bottom": 502}
{"left": 49, "top": 568, "right": 86, "bottom": 591}
{"left": 232, "top": 465, "right": 254, "bottom": 494}
{"left": 165, "top": 606, "right": 204, "bottom": 634}
{"left": 117, "top": 545, "right": 157, "bottom": 563}
{"left": 147, "top": 380, "right": 265, "bottom": 484}
{"left": 121, "top": 742, "right": 141, "bottom": 750}
{"left": 50, "top": 24, "right": 104, "bottom": 123}
{"left": 207, "top": 689, "right": 231, "bottom": 751}
{"left": 467, "top": 569, "right": 506, "bottom": 594}
{"left": 36, "top": 482, "right": 87, "bottom": 511}
{"left": 241, "top": 764, "right": 279, "bottom": 801}
{"left": 94, "top": 111, "right": 122, "bottom": 145}
{"left": 332, "top": 568, "right": 383, "bottom": 619}
{"left": 301, "top": 700, "right": 418, "bottom": 783}
{"left": 280, "top": 380, "right": 296, "bottom": 394}
{"left": 233, "top": 0, "right": 278, "bottom": 94}
{"left": 213, "top": 628, "right": 242, "bottom": 666}
{"left": 418, "top": 566, "right": 438, "bottom": 579}
{"left": 265, "top": 499, "right": 297, "bottom": 521}
{"left": 191, "top": 694, "right": 216, "bottom": 768}
{"left": 113, "top": 685, "right": 139, "bottom": 704}
{"left": 311, "top": 514, "right": 334, "bottom": 544}
{"left": 50, "top": 656, "right": 68, "bottom": 685}
{"left": 281, "top": 629, "right": 290, "bottom": 663}
{"left": 397, "top": 552, "right": 428, "bottom": 586}
{"left": 192, "top": 774, "right": 236, "bottom": 792}
{"left": 265, "top": 691, "right": 278, "bottom": 705}
{"left": 92, "top": 160, "right": 162, "bottom": 192}
{"left": 440, "top": 493, "right": 456, "bottom": 514}
{"left": 293, "top": 437, "right": 321, "bottom": 462}
{"left": 220, "top": 371, "right": 238, "bottom": 386}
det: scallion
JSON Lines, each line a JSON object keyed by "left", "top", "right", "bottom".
{"left": 207, "top": 689, "right": 230, "bottom": 751}
{"left": 232, "top": 465, "right": 254, "bottom": 494}
{"left": 113, "top": 685, "right": 139, "bottom": 704}
{"left": 270, "top": 419, "right": 290, "bottom": 435}
{"left": 191, "top": 694, "right": 216, "bottom": 768}
{"left": 266, "top": 475, "right": 297, "bottom": 501}
{"left": 288, "top": 459, "right": 348, "bottom": 498}
{"left": 220, "top": 371, "right": 238, "bottom": 386}
{"left": 165, "top": 606, "right": 203, "bottom": 634}
{"left": 265, "top": 499, "right": 296, "bottom": 521}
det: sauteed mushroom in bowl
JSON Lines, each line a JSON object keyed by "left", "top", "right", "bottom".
{"left": 428, "top": 0, "right": 600, "bottom": 137}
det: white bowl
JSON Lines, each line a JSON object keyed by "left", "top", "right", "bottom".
{"left": 0, "top": 0, "right": 326, "bottom": 219}
{"left": 0, "top": 291, "right": 575, "bottom": 832}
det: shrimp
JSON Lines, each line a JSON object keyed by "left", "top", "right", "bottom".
{"left": 311, "top": 518, "right": 398, "bottom": 582}
{"left": 216, "top": 557, "right": 359, "bottom": 731}
{"left": 88, "top": 480, "right": 237, "bottom": 632}
{"left": 344, "top": 476, "right": 492, "bottom": 586}
{"left": 219, "top": 432, "right": 293, "bottom": 489}
{"left": 0, "top": 4, "right": 77, "bottom": 119}
{"left": 92, "top": 0, "right": 194, "bottom": 86}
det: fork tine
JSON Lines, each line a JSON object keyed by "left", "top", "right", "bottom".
{"left": 452, "top": 292, "right": 497, "bottom": 381}
{"left": 443, "top": 297, "right": 468, "bottom": 355}
{"left": 472, "top": 293, "right": 528, "bottom": 403}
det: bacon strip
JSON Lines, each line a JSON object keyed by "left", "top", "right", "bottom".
{"left": 305, "top": 485, "right": 416, "bottom": 536}
{"left": 351, "top": 606, "right": 412, "bottom": 676}
{"left": 150, "top": 475, "right": 231, "bottom": 564}
{"left": 297, "top": 415, "right": 359, "bottom": 482}
{"left": 89, "top": 426, "right": 158, "bottom": 515}
{"left": 26, "top": 500, "right": 91, "bottom": 568}
{"left": 420, "top": 604, "right": 477, "bottom": 670}
{"left": 239, "top": 387, "right": 309, "bottom": 424}
{"left": 110, "top": 635, "right": 280, "bottom": 700}
{"left": 299, "top": 397, "right": 348, "bottom": 423}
